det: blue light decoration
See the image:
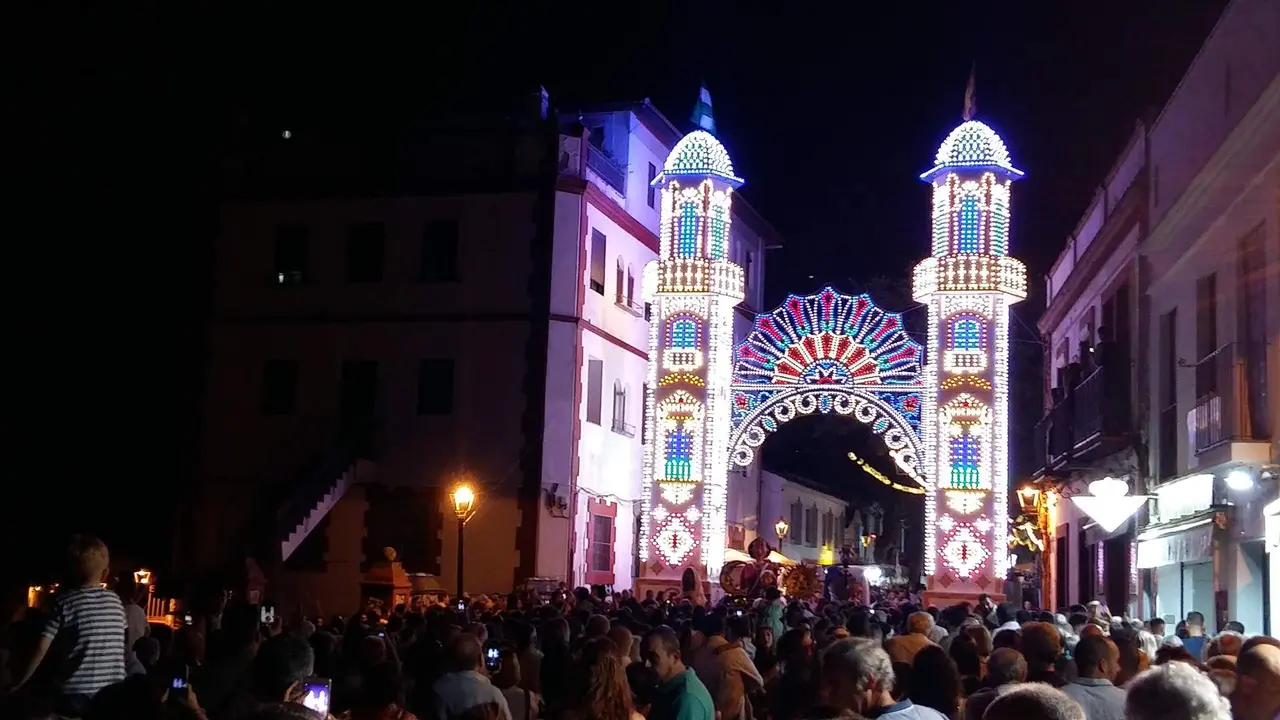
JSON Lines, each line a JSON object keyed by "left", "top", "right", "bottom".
{"left": 948, "top": 435, "right": 981, "bottom": 489}
{"left": 950, "top": 317, "right": 983, "bottom": 350}
{"left": 729, "top": 286, "right": 924, "bottom": 442}
{"left": 664, "top": 428, "right": 693, "bottom": 480}
{"left": 708, "top": 202, "right": 728, "bottom": 260}
{"left": 734, "top": 286, "right": 923, "bottom": 387}
{"left": 676, "top": 201, "right": 701, "bottom": 257}
{"left": 957, "top": 196, "right": 982, "bottom": 253}
{"left": 669, "top": 317, "right": 699, "bottom": 348}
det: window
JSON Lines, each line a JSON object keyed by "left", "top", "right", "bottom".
{"left": 615, "top": 259, "right": 625, "bottom": 303}
{"left": 949, "top": 436, "right": 981, "bottom": 489}
{"left": 744, "top": 252, "right": 754, "bottom": 297}
{"left": 822, "top": 510, "right": 834, "bottom": 547}
{"left": 647, "top": 162, "right": 657, "bottom": 208}
{"left": 420, "top": 219, "right": 459, "bottom": 282}
{"left": 805, "top": 506, "right": 819, "bottom": 547}
{"left": 339, "top": 360, "right": 378, "bottom": 424}
{"left": 591, "top": 515, "right": 613, "bottom": 572}
{"left": 790, "top": 501, "right": 804, "bottom": 545}
{"left": 590, "top": 229, "right": 606, "bottom": 294}
{"left": 670, "top": 318, "right": 699, "bottom": 349}
{"left": 626, "top": 266, "right": 635, "bottom": 306}
{"left": 835, "top": 513, "right": 846, "bottom": 548}
{"left": 640, "top": 384, "right": 650, "bottom": 443}
{"left": 951, "top": 317, "right": 983, "bottom": 350}
{"left": 1239, "top": 224, "right": 1269, "bottom": 437}
{"left": 664, "top": 429, "right": 693, "bottom": 480}
{"left": 261, "top": 360, "right": 297, "bottom": 415}
{"left": 957, "top": 196, "right": 982, "bottom": 253}
{"left": 1195, "top": 273, "right": 1217, "bottom": 397}
{"left": 417, "top": 359, "right": 454, "bottom": 415}
{"left": 1158, "top": 309, "right": 1178, "bottom": 479}
{"left": 346, "top": 222, "right": 385, "bottom": 283}
{"left": 708, "top": 203, "right": 728, "bottom": 259}
{"left": 273, "top": 225, "right": 309, "bottom": 285}
{"left": 676, "top": 201, "right": 701, "bottom": 257}
{"left": 612, "top": 382, "right": 633, "bottom": 436}
{"left": 586, "top": 358, "right": 603, "bottom": 424}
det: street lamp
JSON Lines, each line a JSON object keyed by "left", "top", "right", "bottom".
{"left": 1017, "top": 485, "right": 1042, "bottom": 513}
{"left": 774, "top": 518, "right": 789, "bottom": 544}
{"left": 451, "top": 484, "right": 477, "bottom": 604}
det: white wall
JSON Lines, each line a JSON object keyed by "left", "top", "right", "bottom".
{"left": 760, "top": 471, "right": 848, "bottom": 565}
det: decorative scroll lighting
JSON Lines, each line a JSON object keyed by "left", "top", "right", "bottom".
{"left": 849, "top": 452, "right": 926, "bottom": 494}
{"left": 1070, "top": 477, "right": 1146, "bottom": 533}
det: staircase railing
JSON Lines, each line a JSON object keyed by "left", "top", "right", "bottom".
{"left": 273, "top": 421, "right": 373, "bottom": 563}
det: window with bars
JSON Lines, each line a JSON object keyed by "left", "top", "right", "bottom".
{"left": 790, "top": 501, "right": 803, "bottom": 545}
{"left": 805, "top": 506, "right": 819, "bottom": 547}
{"left": 591, "top": 515, "right": 613, "bottom": 572}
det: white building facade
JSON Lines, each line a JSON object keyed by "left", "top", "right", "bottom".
{"left": 1137, "top": 0, "right": 1279, "bottom": 634}
{"left": 191, "top": 92, "right": 776, "bottom": 609}
{"left": 1031, "top": 123, "right": 1147, "bottom": 615}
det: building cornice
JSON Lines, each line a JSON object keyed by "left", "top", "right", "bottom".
{"left": 1145, "top": 77, "right": 1280, "bottom": 293}
{"left": 1037, "top": 180, "right": 1145, "bottom": 335}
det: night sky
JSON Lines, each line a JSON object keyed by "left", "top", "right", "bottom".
{"left": 8, "top": 1, "right": 1226, "bottom": 584}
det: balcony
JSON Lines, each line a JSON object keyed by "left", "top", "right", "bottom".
{"left": 587, "top": 144, "right": 626, "bottom": 195}
{"left": 1047, "top": 395, "right": 1075, "bottom": 470}
{"left": 1071, "top": 361, "right": 1132, "bottom": 459}
{"left": 611, "top": 417, "right": 636, "bottom": 438}
{"left": 615, "top": 295, "right": 645, "bottom": 317}
{"left": 1192, "top": 342, "right": 1271, "bottom": 455}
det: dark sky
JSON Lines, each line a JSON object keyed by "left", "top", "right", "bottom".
{"left": 8, "top": 1, "right": 1226, "bottom": 582}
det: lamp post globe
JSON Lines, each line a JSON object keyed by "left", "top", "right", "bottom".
{"left": 450, "top": 483, "right": 477, "bottom": 605}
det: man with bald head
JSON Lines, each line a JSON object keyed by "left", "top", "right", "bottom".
{"left": 432, "top": 634, "right": 512, "bottom": 720}
{"left": 1062, "top": 635, "right": 1125, "bottom": 720}
{"left": 1232, "top": 637, "right": 1280, "bottom": 720}
{"left": 884, "top": 611, "right": 937, "bottom": 665}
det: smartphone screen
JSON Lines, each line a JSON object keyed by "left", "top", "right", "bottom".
{"left": 300, "top": 677, "right": 332, "bottom": 715}
{"left": 169, "top": 665, "right": 190, "bottom": 703}
{"left": 260, "top": 604, "right": 275, "bottom": 625}
{"left": 456, "top": 600, "right": 466, "bottom": 612}
{"left": 183, "top": 612, "right": 193, "bottom": 626}
{"left": 484, "top": 643, "right": 501, "bottom": 672}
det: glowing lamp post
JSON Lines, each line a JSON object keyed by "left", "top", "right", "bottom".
{"left": 1017, "top": 486, "right": 1042, "bottom": 514}
{"left": 451, "top": 484, "right": 477, "bottom": 603}
{"left": 774, "top": 518, "right": 789, "bottom": 545}
{"left": 1070, "top": 477, "right": 1146, "bottom": 533}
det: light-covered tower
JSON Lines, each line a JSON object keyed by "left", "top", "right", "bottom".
{"left": 638, "top": 91, "right": 744, "bottom": 594}
{"left": 913, "top": 119, "right": 1027, "bottom": 605}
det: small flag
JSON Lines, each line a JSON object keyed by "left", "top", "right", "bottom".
{"left": 962, "top": 65, "right": 976, "bottom": 121}
{"left": 691, "top": 85, "right": 717, "bottom": 134}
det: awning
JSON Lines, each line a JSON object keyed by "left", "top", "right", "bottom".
{"left": 1136, "top": 517, "right": 1214, "bottom": 569}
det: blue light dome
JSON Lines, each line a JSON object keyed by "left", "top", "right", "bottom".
{"left": 920, "top": 120, "right": 1023, "bottom": 181}
{"left": 655, "top": 130, "right": 744, "bottom": 187}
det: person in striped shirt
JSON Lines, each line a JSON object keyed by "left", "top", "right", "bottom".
{"left": 12, "top": 534, "right": 127, "bottom": 718}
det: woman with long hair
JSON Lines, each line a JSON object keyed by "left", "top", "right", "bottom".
{"left": 568, "top": 637, "right": 642, "bottom": 720}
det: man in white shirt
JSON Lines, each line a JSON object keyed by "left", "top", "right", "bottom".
{"left": 432, "top": 634, "right": 513, "bottom": 720}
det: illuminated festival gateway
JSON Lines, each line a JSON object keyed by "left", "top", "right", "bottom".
{"left": 639, "top": 106, "right": 1025, "bottom": 604}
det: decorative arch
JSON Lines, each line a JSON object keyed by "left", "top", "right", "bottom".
{"left": 729, "top": 287, "right": 927, "bottom": 485}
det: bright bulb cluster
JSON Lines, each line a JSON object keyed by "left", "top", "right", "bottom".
{"left": 659, "top": 131, "right": 743, "bottom": 185}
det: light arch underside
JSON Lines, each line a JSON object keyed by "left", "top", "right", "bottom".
{"left": 727, "top": 386, "right": 928, "bottom": 489}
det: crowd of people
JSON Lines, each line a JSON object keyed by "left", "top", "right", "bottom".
{"left": 1, "top": 535, "right": 1278, "bottom": 720}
